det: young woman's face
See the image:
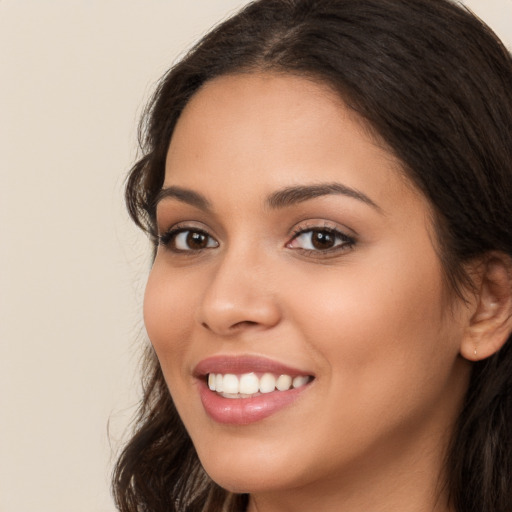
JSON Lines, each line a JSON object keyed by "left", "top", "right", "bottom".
{"left": 145, "top": 73, "right": 472, "bottom": 500}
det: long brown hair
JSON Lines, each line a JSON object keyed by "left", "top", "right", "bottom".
{"left": 113, "top": 1, "right": 512, "bottom": 510}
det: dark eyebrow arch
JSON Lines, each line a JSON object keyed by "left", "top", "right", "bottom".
{"left": 154, "top": 186, "right": 212, "bottom": 211}
{"left": 266, "top": 183, "right": 381, "bottom": 211}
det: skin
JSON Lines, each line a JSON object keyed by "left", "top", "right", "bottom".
{"left": 144, "top": 73, "right": 475, "bottom": 512}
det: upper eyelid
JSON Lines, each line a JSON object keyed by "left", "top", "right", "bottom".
{"left": 289, "top": 226, "right": 355, "bottom": 244}
{"left": 289, "top": 219, "right": 357, "bottom": 238}
{"left": 158, "top": 223, "right": 212, "bottom": 238}
{"left": 169, "top": 226, "right": 213, "bottom": 236}
{"left": 158, "top": 220, "right": 214, "bottom": 236}
{"left": 292, "top": 225, "right": 342, "bottom": 236}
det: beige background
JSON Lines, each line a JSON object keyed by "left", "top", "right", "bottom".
{"left": 1, "top": 1, "right": 510, "bottom": 511}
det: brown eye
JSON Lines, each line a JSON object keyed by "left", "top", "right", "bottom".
{"left": 287, "top": 227, "right": 355, "bottom": 254}
{"left": 310, "top": 230, "right": 336, "bottom": 250}
{"left": 186, "top": 231, "right": 209, "bottom": 249}
{"left": 160, "top": 228, "right": 219, "bottom": 252}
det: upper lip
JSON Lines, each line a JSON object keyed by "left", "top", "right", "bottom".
{"left": 193, "top": 355, "right": 314, "bottom": 378}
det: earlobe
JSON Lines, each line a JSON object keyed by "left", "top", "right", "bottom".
{"left": 460, "top": 253, "right": 512, "bottom": 361}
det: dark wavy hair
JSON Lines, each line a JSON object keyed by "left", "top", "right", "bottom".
{"left": 112, "top": 1, "right": 512, "bottom": 511}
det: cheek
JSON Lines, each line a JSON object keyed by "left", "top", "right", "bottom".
{"left": 143, "top": 263, "right": 211, "bottom": 434}
{"left": 143, "top": 263, "right": 196, "bottom": 370}
{"left": 276, "top": 253, "right": 466, "bottom": 471}
{"left": 291, "top": 246, "right": 460, "bottom": 403}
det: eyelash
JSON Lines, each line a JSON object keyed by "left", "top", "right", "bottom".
{"left": 286, "top": 224, "right": 356, "bottom": 256}
{"left": 158, "top": 226, "right": 218, "bottom": 253}
{"left": 158, "top": 224, "right": 356, "bottom": 256}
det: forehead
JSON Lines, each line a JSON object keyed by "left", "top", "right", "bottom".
{"left": 169, "top": 73, "right": 372, "bottom": 162}
{"left": 164, "top": 72, "right": 422, "bottom": 214}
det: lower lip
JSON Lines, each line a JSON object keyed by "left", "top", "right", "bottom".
{"left": 198, "top": 380, "right": 309, "bottom": 425}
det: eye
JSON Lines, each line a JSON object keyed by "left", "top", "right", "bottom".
{"left": 159, "top": 228, "right": 219, "bottom": 252}
{"left": 287, "top": 227, "right": 355, "bottom": 253}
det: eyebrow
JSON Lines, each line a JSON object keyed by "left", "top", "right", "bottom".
{"left": 154, "top": 182, "right": 380, "bottom": 212}
{"left": 154, "top": 186, "right": 212, "bottom": 211}
{"left": 266, "top": 183, "right": 381, "bottom": 211}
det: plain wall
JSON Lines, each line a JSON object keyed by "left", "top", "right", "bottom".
{"left": 1, "top": 1, "right": 510, "bottom": 511}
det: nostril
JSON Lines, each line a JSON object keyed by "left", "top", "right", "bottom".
{"left": 232, "top": 320, "right": 258, "bottom": 329}
{"left": 201, "top": 320, "right": 258, "bottom": 332}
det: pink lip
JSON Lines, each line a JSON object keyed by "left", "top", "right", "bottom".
{"left": 194, "top": 355, "right": 314, "bottom": 425}
{"left": 194, "top": 355, "right": 311, "bottom": 378}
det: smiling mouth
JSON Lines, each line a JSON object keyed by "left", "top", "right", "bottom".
{"left": 195, "top": 357, "right": 315, "bottom": 424}
{"left": 207, "top": 372, "right": 313, "bottom": 398}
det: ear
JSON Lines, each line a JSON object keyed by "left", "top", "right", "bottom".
{"left": 460, "top": 252, "right": 512, "bottom": 361}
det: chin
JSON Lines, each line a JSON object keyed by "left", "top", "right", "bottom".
{"left": 193, "top": 437, "right": 298, "bottom": 493}
{"left": 204, "top": 464, "right": 293, "bottom": 495}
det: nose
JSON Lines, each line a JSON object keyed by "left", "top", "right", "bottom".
{"left": 197, "top": 251, "right": 282, "bottom": 336}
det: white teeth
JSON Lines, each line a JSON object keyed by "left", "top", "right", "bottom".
{"left": 207, "top": 372, "right": 311, "bottom": 395}
{"left": 239, "top": 373, "right": 259, "bottom": 394}
{"left": 292, "top": 375, "right": 309, "bottom": 389}
{"left": 259, "top": 373, "right": 276, "bottom": 393}
{"left": 223, "top": 374, "right": 239, "bottom": 394}
{"left": 208, "top": 373, "right": 216, "bottom": 391}
{"left": 215, "top": 374, "right": 224, "bottom": 393}
{"left": 276, "top": 374, "right": 292, "bottom": 391}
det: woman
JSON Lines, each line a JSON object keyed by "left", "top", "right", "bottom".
{"left": 113, "top": 0, "right": 512, "bottom": 511}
